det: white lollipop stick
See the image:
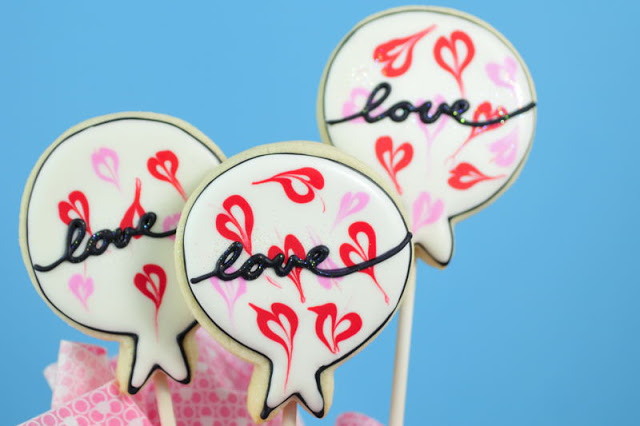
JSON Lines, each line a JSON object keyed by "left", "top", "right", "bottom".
{"left": 389, "top": 275, "right": 416, "bottom": 426}
{"left": 282, "top": 401, "right": 298, "bottom": 426}
{"left": 154, "top": 373, "right": 177, "bottom": 426}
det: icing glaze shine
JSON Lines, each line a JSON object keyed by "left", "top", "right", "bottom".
{"left": 21, "top": 113, "right": 224, "bottom": 394}
{"left": 319, "top": 7, "right": 537, "bottom": 266}
{"left": 177, "top": 145, "right": 414, "bottom": 421}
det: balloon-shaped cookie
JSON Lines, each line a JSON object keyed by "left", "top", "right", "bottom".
{"left": 176, "top": 142, "right": 414, "bottom": 421}
{"left": 20, "top": 112, "right": 225, "bottom": 393}
{"left": 318, "top": 6, "right": 537, "bottom": 267}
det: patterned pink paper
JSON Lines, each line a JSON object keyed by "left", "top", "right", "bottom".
{"left": 336, "top": 412, "right": 384, "bottom": 426}
{"left": 22, "top": 329, "right": 382, "bottom": 425}
{"left": 23, "top": 380, "right": 152, "bottom": 426}
{"left": 50, "top": 341, "right": 112, "bottom": 408}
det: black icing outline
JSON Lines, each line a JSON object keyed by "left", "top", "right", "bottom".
{"left": 318, "top": 6, "right": 538, "bottom": 267}
{"left": 23, "top": 115, "right": 224, "bottom": 394}
{"left": 181, "top": 152, "right": 413, "bottom": 419}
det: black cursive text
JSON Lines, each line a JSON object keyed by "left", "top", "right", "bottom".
{"left": 33, "top": 212, "right": 175, "bottom": 272}
{"left": 326, "top": 82, "right": 536, "bottom": 127}
{"left": 190, "top": 232, "right": 412, "bottom": 284}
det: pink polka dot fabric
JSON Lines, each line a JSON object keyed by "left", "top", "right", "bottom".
{"left": 21, "top": 330, "right": 382, "bottom": 425}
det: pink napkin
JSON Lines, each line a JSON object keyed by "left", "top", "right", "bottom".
{"left": 22, "top": 329, "right": 382, "bottom": 425}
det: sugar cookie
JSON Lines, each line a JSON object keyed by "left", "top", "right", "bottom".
{"left": 318, "top": 6, "right": 537, "bottom": 266}
{"left": 176, "top": 142, "right": 414, "bottom": 421}
{"left": 20, "top": 112, "right": 225, "bottom": 393}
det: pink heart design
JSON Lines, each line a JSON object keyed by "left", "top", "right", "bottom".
{"left": 486, "top": 56, "right": 518, "bottom": 90}
{"left": 68, "top": 274, "right": 94, "bottom": 310}
{"left": 308, "top": 234, "right": 343, "bottom": 289}
{"left": 412, "top": 192, "right": 444, "bottom": 233}
{"left": 316, "top": 255, "right": 342, "bottom": 289}
{"left": 210, "top": 277, "right": 247, "bottom": 321}
{"left": 489, "top": 127, "right": 519, "bottom": 167}
{"left": 342, "top": 88, "right": 369, "bottom": 123}
{"left": 91, "top": 147, "right": 120, "bottom": 190}
{"left": 415, "top": 94, "right": 449, "bottom": 145}
{"left": 162, "top": 213, "right": 181, "bottom": 241}
{"left": 334, "top": 191, "right": 370, "bottom": 227}
{"left": 342, "top": 87, "right": 387, "bottom": 123}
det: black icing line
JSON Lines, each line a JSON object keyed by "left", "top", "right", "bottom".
{"left": 24, "top": 115, "right": 224, "bottom": 394}
{"left": 34, "top": 213, "right": 175, "bottom": 272}
{"left": 189, "top": 232, "right": 412, "bottom": 284}
{"left": 180, "top": 152, "right": 413, "bottom": 419}
{"left": 325, "top": 82, "right": 536, "bottom": 127}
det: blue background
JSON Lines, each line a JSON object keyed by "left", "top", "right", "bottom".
{"left": 1, "top": 1, "right": 638, "bottom": 424}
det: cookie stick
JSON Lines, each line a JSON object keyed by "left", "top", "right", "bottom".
{"left": 282, "top": 401, "right": 297, "bottom": 426}
{"left": 155, "top": 372, "right": 177, "bottom": 426}
{"left": 317, "top": 6, "right": 537, "bottom": 424}
{"left": 19, "top": 112, "right": 226, "bottom": 425}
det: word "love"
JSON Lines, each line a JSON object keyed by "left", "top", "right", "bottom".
{"left": 326, "top": 82, "right": 536, "bottom": 127}
{"left": 190, "top": 232, "right": 413, "bottom": 284}
{"left": 34, "top": 212, "right": 174, "bottom": 272}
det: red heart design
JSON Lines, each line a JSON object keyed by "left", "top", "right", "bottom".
{"left": 147, "top": 150, "right": 187, "bottom": 200}
{"left": 268, "top": 235, "right": 307, "bottom": 303}
{"left": 433, "top": 30, "right": 475, "bottom": 94}
{"left": 308, "top": 303, "right": 362, "bottom": 354}
{"left": 253, "top": 167, "right": 324, "bottom": 204}
{"left": 373, "top": 25, "right": 436, "bottom": 77}
{"left": 134, "top": 264, "right": 167, "bottom": 334}
{"left": 449, "top": 102, "right": 509, "bottom": 161}
{"left": 58, "top": 190, "right": 92, "bottom": 234}
{"left": 339, "top": 221, "right": 389, "bottom": 303}
{"left": 448, "top": 162, "right": 503, "bottom": 190}
{"left": 375, "top": 136, "right": 413, "bottom": 195}
{"left": 249, "top": 302, "right": 298, "bottom": 386}
{"left": 215, "top": 195, "right": 254, "bottom": 254}
{"left": 120, "top": 178, "right": 146, "bottom": 239}
{"left": 468, "top": 102, "right": 508, "bottom": 140}
{"left": 134, "top": 264, "right": 167, "bottom": 309}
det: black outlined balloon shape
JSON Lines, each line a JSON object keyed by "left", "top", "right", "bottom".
{"left": 176, "top": 142, "right": 414, "bottom": 421}
{"left": 318, "top": 6, "right": 537, "bottom": 267}
{"left": 20, "top": 112, "right": 225, "bottom": 393}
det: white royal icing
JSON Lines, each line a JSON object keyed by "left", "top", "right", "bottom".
{"left": 319, "top": 7, "right": 536, "bottom": 266}
{"left": 22, "top": 113, "right": 223, "bottom": 393}
{"left": 179, "top": 145, "right": 413, "bottom": 419}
